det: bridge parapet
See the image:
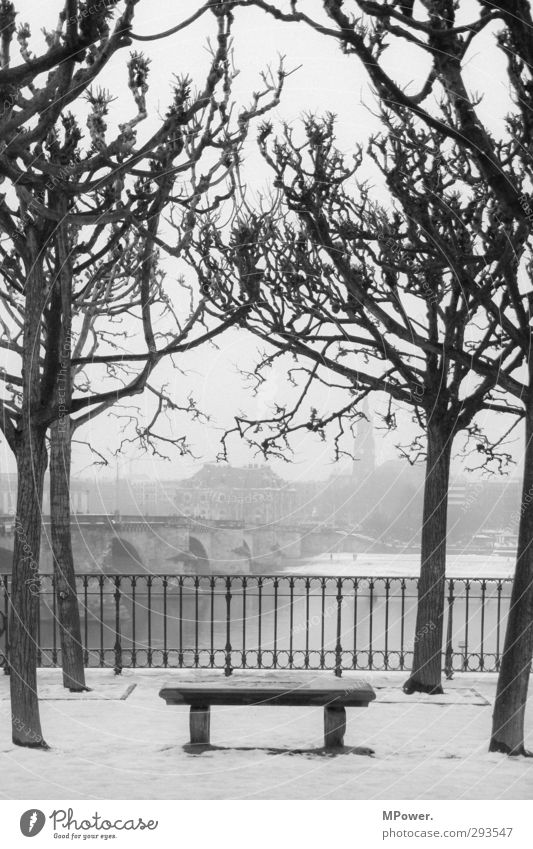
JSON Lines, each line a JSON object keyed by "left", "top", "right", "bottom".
{"left": 0, "top": 515, "right": 361, "bottom": 576}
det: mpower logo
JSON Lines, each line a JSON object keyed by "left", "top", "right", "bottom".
{"left": 20, "top": 810, "right": 46, "bottom": 837}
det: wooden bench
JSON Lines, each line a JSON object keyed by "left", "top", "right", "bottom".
{"left": 159, "top": 672, "right": 375, "bottom": 750}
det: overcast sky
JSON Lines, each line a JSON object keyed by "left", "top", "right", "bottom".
{"left": 0, "top": 1, "right": 524, "bottom": 488}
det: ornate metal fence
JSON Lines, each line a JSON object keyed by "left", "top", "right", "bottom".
{"left": 0, "top": 574, "right": 513, "bottom": 675}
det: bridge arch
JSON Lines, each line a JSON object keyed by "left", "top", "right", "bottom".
{"left": 240, "top": 539, "right": 252, "bottom": 559}
{"left": 188, "top": 536, "right": 210, "bottom": 569}
{"left": 106, "top": 537, "right": 145, "bottom": 573}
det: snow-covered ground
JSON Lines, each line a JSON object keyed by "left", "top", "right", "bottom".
{"left": 0, "top": 669, "right": 531, "bottom": 800}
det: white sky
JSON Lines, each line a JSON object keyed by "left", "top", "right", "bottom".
{"left": 0, "top": 1, "right": 524, "bottom": 486}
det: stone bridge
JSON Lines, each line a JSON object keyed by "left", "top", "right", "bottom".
{"left": 0, "top": 516, "right": 366, "bottom": 575}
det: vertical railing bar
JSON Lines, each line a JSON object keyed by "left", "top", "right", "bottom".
{"left": 258, "top": 577, "right": 263, "bottom": 669}
{"left": 353, "top": 578, "right": 358, "bottom": 670}
{"left": 496, "top": 580, "right": 502, "bottom": 671}
{"left": 163, "top": 576, "right": 168, "bottom": 668}
{"left": 289, "top": 577, "right": 294, "bottom": 669}
{"left": 305, "top": 578, "right": 310, "bottom": 669}
{"left": 242, "top": 576, "right": 247, "bottom": 669}
{"left": 99, "top": 575, "right": 104, "bottom": 668}
{"left": 335, "top": 577, "right": 342, "bottom": 677}
{"left": 273, "top": 577, "right": 279, "bottom": 669}
{"left": 194, "top": 576, "right": 199, "bottom": 668}
{"left": 113, "top": 575, "right": 122, "bottom": 675}
{"left": 224, "top": 576, "right": 232, "bottom": 676}
{"left": 444, "top": 579, "right": 455, "bottom": 680}
{"left": 147, "top": 576, "right": 152, "bottom": 668}
{"left": 82, "top": 575, "right": 88, "bottom": 668}
{"left": 400, "top": 578, "right": 406, "bottom": 671}
{"left": 210, "top": 577, "right": 215, "bottom": 668}
{"left": 480, "top": 580, "right": 486, "bottom": 672}
{"left": 320, "top": 577, "right": 326, "bottom": 669}
{"left": 178, "top": 576, "right": 183, "bottom": 669}
{"left": 369, "top": 579, "right": 374, "bottom": 670}
{"left": 384, "top": 578, "right": 390, "bottom": 671}
{"left": 464, "top": 580, "right": 470, "bottom": 671}
{"left": 131, "top": 576, "right": 137, "bottom": 669}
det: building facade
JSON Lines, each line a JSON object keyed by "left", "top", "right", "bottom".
{"left": 173, "top": 464, "right": 299, "bottom": 525}
{"left": 0, "top": 473, "right": 90, "bottom": 515}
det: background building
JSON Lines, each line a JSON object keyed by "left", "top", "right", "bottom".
{"left": 0, "top": 473, "right": 90, "bottom": 515}
{"left": 173, "top": 464, "right": 299, "bottom": 524}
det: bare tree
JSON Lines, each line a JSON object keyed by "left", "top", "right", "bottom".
{"left": 0, "top": 0, "right": 284, "bottom": 745}
{"left": 224, "top": 0, "right": 533, "bottom": 756}
{"left": 124, "top": 0, "right": 533, "bottom": 756}
{"left": 189, "top": 111, "right": 523, "bottom": 694}
{"left": 0, "top": 0, "right": 141, "bottom": 749}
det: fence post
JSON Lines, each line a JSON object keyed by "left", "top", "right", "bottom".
{"left": 178, "top": 576, "right": 184, "bottom": 669}
{"left": 288, "top": 577, "right": 294, "bottom": 669}
{"left": 146, "top": 575, "right": 153, "bottom": 668}
{"left": 399, "top": 578, "right": 406, "bottom": 670}
{"left": 113, "top": 575, "right": 122, "bottom": 676}
{"left": 224, "top": 576, "right": 232, "bottom": 677}
{"left": 444, "top": 579, "right": 455, "bottom": 679}
{"left": 368, "top": 579, "right": 374, "bottom": 670}
{"left": 463, "top": 579, "right": 470, "bottom": 671}
{"left": 194, "top": 575, "right": 200, "bottom": 669}
{"left": 384, "top": 578, "right": 390, "bottom": 671}
{"left": 209, "top": 576, "right": 216, "bottom": 669}
{"left": 335, "top": 578, "right": 343, "bottom": 677}
{"left": 257, "top": 576, "right": 263, "bottom": 669}
{"left": 82, "top": 575, "right": 89, "bottom": 668}
{"left": 273, "top": 577, "right": 279, "bottom": 669}
{"left": 480, "top": 580, "right": 486, "bottom": 672}
{"left": 162, "top": 576, "right": 168, "bottom": 669}
{"left": 242, "top": 576, "right": 248, "bottom": 670}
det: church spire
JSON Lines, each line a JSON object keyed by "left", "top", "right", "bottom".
{"left": 352, "top": 397, "right": 376, "bottom": 478}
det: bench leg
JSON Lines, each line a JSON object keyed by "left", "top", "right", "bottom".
{"left": 189, "top": 705, "right": 211, "bottom": 745}
{"left": 324, "top": 706, "right": 346, "bottom": 749}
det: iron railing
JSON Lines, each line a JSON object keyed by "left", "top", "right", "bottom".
{"left": 0, "top": 574, "right": 513, "bottom": 675}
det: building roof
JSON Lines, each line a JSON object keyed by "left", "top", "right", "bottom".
{"left": 180, "top": 464, "right": 289, "bottom": 490}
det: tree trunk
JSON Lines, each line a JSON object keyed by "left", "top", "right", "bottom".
{"left": 10, "top": 428, "right": 48, "bottom": 747}
{"left": 48, "top": 200, "right": 88, "bottom": 691}
{"left": 50, "top": 416, "right": 88, "bottom": 691}
{"left": 489, "top": 403, "right": 533, "bottom": 756}
{"left": 403, "top": 420, "right": 453, "bottom": 695}
{"left": 10, "top": 226, "right": 50, "bottom": 747}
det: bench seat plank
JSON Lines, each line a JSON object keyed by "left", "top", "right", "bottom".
{"left": 161, "top": 687, "right": 373, "bottom": 707}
